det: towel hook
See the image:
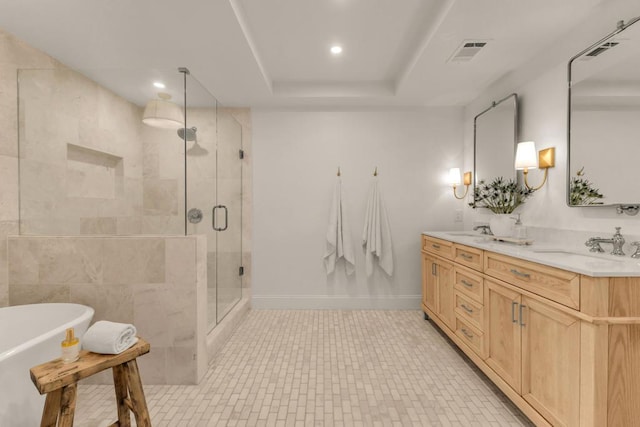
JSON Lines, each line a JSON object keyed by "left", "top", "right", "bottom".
{"left": 373, "top": 166, "right": 378, "bottom": 177}
{"left": 337, "top": 166, "right": 341, "bottom": 177}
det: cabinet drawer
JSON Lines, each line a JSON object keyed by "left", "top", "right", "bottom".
{"left": 454, "top": 268, "right": 484, "bottom": 304}
{"left": 454, "top": 291, "right": 484, "bottom": 331}
{"left": 453, "top": 244, "right": 483, "bottom": 272}
{"left": 484, "top": 252, "right": 580, "bottom": 309}
{"left": 455, "top": 317, "right": 485, "bottom": 358}
{"left": 422, "top": 235, "right": 454, "bottom": 260}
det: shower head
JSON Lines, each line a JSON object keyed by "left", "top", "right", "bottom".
{"left": 177, "top": 126, "right": 197, "bottom": 141}
{"left": 178, "top": 126, "right": 208, "bottom": 156}
{"left": 186, "top": 143, "right": 209, "bottom": 156}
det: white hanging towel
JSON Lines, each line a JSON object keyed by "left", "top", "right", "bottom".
{"left": 362, "top": 179, "right": 393, "bottom": 277}
{"left": 324, "top": 177, "right": 356, "bottom": 275}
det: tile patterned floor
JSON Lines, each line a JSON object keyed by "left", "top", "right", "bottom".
{"left": 75, "top": 310, "right": 533, "bottom": 426}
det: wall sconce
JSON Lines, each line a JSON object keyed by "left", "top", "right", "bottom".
{"left": 142, "top": 92, "right": 184, "bottom": 129}
{"left": 449, "top": 168, "right": 472, "bottom": 199}
{"left": 515, "top": 141, "right": 555, "bottom": 191}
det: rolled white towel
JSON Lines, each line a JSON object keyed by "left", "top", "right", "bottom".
{"left": 82, "top": 320, "right": 139, "bottom": 355}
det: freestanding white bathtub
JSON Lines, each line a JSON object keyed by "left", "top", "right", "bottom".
{"left": 0, "top": 303, "right": 94, "bottom": 427}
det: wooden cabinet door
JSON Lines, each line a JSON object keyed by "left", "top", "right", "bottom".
{"left": 521, "top": 296, "right": 580, "bottom": 427}
{"left": 422, "top": 253, "right": 437, "bottom": 313}
{"left": 435, "top": 258, "right": 455, "bottom": 330}
{"left": 486, "top": 279, "right": 522, "bottom": 393}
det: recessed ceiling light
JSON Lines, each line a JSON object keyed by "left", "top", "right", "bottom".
{"left": 153, "top": 81, "right": 166, "bottom": 89}
{"left": 330, "top": 45, "right": 343, "bottom": 55}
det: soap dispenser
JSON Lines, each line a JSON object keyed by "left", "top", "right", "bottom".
{"left": 512, "top": 214, "right": 527, "bottom": 239}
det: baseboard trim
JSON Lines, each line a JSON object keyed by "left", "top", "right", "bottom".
{"left": 251, "top": 295, "right": 421, "bottom": 310}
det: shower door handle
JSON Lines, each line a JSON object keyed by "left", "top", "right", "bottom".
{"left": 212, "top": 205, "right": 228, "bottom": 231}
{"left": 219, "top": 205, "right": 228, "bottom": 231}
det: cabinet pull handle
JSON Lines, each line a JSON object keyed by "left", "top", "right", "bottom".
{"left": 432, "top": 244, "right": 441, "bottom": 249}
{"left": 432, "top": 263, "right": 437, "bottom": 276}
{"left": 510, "top": 268, "right": 531, "bottom": 279}
{"left": 511, "top": 301, "right": 518, "bottom": 323}
{"left": 460, "top": 253, "right": 473, "bottom": 260}
{"left": 519, "top": 304, "right": 526, "bottom": 326}
{"left": 461, "top": 304, "right": 474, "bottom": 314}
{"left": 460, "top": 280, "right": 473, "bottom": 288}
{"left": 461, "top": 328, "right": 474, "bottom": 339}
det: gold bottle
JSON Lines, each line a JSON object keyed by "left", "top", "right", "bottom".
{"left": 61, "top": 328, "right": 80, "bottom": 363}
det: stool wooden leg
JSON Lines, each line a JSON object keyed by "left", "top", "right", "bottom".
{"left": 40, "top": 388, "right": 62, "bottom": 427}
{"left": 58, "top": 384, "right": 77, "bottom": 427}
{"left": 125, "top": 359, "right": 151, "bottom": 427}
{"left": 113, "top": 364, "right": 132, "bottom": 427}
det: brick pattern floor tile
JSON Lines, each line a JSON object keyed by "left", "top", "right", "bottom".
{"left": 74, "top": 310, "right": 533, "bottom": 426}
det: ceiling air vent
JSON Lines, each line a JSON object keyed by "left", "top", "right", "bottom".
{"left": 448, "top": 40, "right": 488, "bottom": 63}
{"left": 584, "top": 41, "right": 619, "bottom": 58}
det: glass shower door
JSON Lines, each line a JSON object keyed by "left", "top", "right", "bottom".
{"left": 214, "top": 109, "right": 243, "bottom": 323}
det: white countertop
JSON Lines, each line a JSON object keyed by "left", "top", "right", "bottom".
{"left": 423, "top": 231, "right": 640, "bottom": 277}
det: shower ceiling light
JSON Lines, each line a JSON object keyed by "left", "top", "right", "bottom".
{"left": 142, "top": 92, "right": 184, "bottom": 129}
{"left": 330, "top": 45, "right": 343, "bottom": 55}
{"left": 153, "top": 81, "right": 166, "bottom": 89}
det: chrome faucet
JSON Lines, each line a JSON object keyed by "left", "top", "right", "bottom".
{"left": 473, "top": 225, "right": 493, "bottom": 235}
{"left": 585, "top": 227, "right": 626, "bottom": 256}
{"left": 631, "top": 242, "right": 640, "bottom": 259}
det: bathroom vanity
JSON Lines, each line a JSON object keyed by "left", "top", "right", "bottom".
{"left": 421, "top": 231, "right": 640, "bottom": 427}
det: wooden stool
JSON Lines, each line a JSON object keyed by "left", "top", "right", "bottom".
{"left": 30, "top": 338, "right": 151, "bottom": 427}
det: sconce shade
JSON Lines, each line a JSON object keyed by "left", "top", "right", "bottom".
{"left": 142, "top": 93, "right": 184, "bottom": 129}
{"left": 517, "top": 142, "right": 556, "bottom": 191}
{"left": 515, "top": 141, "right": 538, "bottom": 170}
{"left": 463, "top": 171, "right": 472, "bottom": 186}
{"left": 449, "top": 168, "right": 462, "bottom": 186}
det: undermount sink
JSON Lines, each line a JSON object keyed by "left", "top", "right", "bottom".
{"left": 532, "top": 249, "right": 625, "bottom": 263}
{"left": 446, "top": 232, "right": 481, "bottom": 237}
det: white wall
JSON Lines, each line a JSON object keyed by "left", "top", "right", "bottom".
{"left": 252, "top": 109, "right": 464, "bottom": 309}
{"left": 463, "top": 0, "right": 640, "bottom": 238}
{"left": 572, "top": 109, "right": 640, "bottom": 204}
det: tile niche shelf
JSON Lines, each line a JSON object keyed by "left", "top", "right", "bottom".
{"left": 66, "top": 143, "right": 123, "bottom": 200}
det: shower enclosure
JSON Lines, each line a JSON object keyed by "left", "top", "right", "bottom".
{"left": 16, "top": 66, "right": 243, "bottom": 333}
{"left": 183, "top": 72, "right": 244, "bottom": 328}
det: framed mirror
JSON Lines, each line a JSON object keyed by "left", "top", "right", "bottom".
{"left": 472, "top": 93, "right": 518, "bottom": 207}
{"left": 568, "top": 17, "right": 640, "bottom": 210}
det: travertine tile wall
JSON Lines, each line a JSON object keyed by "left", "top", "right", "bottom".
{"left": 0, "top": 29, "right": 62, "bottom": 307}
{"left": 141, "top": 123, "right": 186, "bottom": 235}
{"left": 18, "top": 68, "right": 144, "bottom": 236}
{"left": 7, "top": 235, "right": 208, "bottom": 384}
{"left": 142, "top": 107, "right": 219, "bottom": 235}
